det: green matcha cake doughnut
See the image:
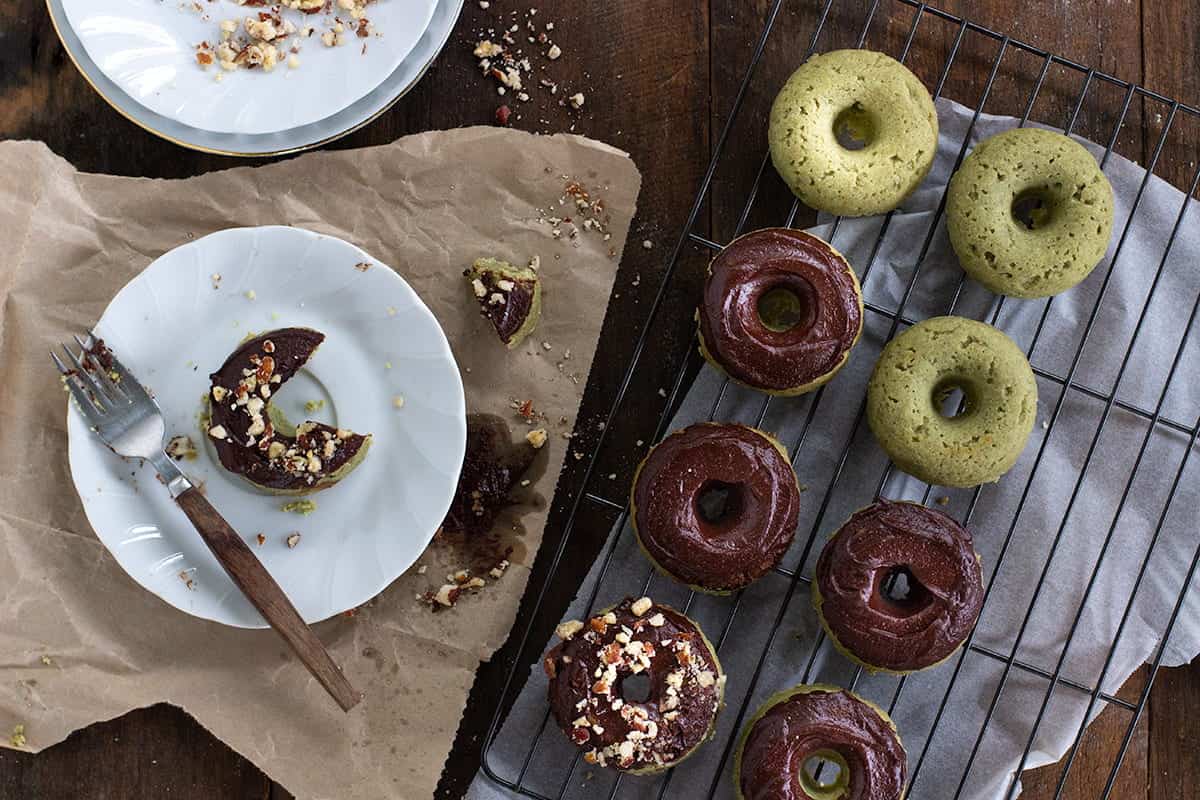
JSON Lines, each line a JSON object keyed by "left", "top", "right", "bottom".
{"left": 947, "top": 127, "right": 1114, "bottom": 298}
{"left": 768, "top": 49, "right": 939, "bottom": 217}
{"left": 866, "top": 316, "right": 1037, "bottom": 487}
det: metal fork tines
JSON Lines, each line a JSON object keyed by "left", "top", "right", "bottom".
{"left": 52, "top": 331, "right": 179, "bottom": 487}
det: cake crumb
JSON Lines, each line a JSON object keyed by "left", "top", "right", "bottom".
{"left": 526, "top": 428, "right": 548, "bottom": 449}
{"left": 9, "top": 725, "right": 26, "bottom": 748}
{"left": 281, "top": 499, "right": 318, "bottom": 515}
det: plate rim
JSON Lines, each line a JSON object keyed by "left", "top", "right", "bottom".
{"left": 45, "top": 0, "right": 464, "bottom": 157}
{"left": 67, "top": 225, "right": 468, "bottom": 628}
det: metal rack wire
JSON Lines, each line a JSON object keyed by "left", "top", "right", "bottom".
{"left": 481, "top": 1, "right": 1200, "bottom": 797}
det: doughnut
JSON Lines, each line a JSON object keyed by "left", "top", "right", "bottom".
{"left": 735, "top": 684, "right": 906, "bottom": 800}
{"left": 465, "top": 257, "right": 542, "bottom": 348}
{"left": 947, "top": 127, "right": 1114, "bottom": 298}
{"left": 813, "top": 500, "right": 984, "bottom": 673}
{"left": 698, "top": 228, "right": 863, "bottom": 396}
{"left": 544, "top": 596, "right": 725, "bottom": 774}
{"left": 631, "top": 423, "right": 801, "bottom": 593}
{"left": 769, "top": 49, "right": 938, "bottom": 217}
{"left": 206, "top": 328, "right": 371, "bottom": 494}
{"left": 866, "top": 316, "right": 1037, "bottom": 487}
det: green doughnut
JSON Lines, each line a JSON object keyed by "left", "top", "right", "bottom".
{"left": 866, "top": 316, "right": 1038, "bottom": 488}
{"left": 947, "top": 127, "right": 1115, "bottom": 298}
{"left": 768, "top": 49, "right": 939, "bottom": 217}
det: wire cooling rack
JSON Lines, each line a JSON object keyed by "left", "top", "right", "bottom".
{"left": 480, "top": 1, "right": 1200, "bottom": 798}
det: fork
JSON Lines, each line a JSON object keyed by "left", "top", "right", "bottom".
{"left": 54, "top": 332, "right": 362, "bottom": 712}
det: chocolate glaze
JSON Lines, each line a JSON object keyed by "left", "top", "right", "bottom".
{"left": 467, "top": 266, "right": 537, "bottom": 345}
{"left": 739, "top": 687, "right": 905, "bottom": 800}
{"left": 698, "top": 228, "right": 862, "bottom": 392}
{"left": 815, "top": 500, "right": 983, "bottom": 672}
{"left": 544, "top": 598, "right": 723, "bottom": 772}
{"left": 208, "top": 328, "right": 369, "bottom": 492}
{"left": 633, "top": 424, "right": 800, "bottom": 592}
{"left": 441, "top": 414, "right": 538, "bottom": 536}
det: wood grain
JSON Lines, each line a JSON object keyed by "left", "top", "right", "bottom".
{"left": 174, "top": 488, "right": 361, "bottom": 712}
{"left": 0, "top": 1, "right": 1196, "bottom": 798}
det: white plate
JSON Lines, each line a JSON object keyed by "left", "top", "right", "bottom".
{"left": 67, "top": 227, "right": 466, "bottom": 628}
{"left": 46, "top": 0, "right": 462, "bottom": 155}
{"left": 60, "top": 0, "right": 437, "bottom": 135}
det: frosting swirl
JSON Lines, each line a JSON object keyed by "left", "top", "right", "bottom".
{"left": 738, "top": 685, "right": 906, "bottom": 800}
{"left": 698, "top": 228, "right": 862, "bottom": 393}
{"left": 814, "top": 500, "right": 983, "bottom": 672}
{"left": 633, "top": 423, "right": 800, "bottom": 592}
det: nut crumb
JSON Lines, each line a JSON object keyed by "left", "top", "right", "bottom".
{"left": 630, "top": 597, "right": 652, "bottom": 616}
{"left": 286, "top": 532, "right": 301, "bottom": 549}
{"left": 526, "top": 428, "right": 548, "bottom": 449}
{"left": 255, "top": 533, "right": 266, "bottom": 546}
{"left": 556, "top": 619, "right": 584, "bottom": 640}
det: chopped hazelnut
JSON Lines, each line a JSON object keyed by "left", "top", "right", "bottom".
{"left": 555, "top": 619, "right": 584, "bottom": 640}
{"left": 630, "top": 597, "right": 653, "bottom": 617}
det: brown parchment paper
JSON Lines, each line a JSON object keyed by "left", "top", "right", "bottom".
{"left": 0, "top": 128, "right": 641, "bottom": 799}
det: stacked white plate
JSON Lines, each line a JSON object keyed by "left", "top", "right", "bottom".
{"left": 48, "top": 0, "right": 463, "bottom": 155}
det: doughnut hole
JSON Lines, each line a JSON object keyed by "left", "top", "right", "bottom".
{"left": 833, "top": 102, "right": 877, "bottom": 151}
{"left": 620, "top": 672, "right": 653, "bottom": 704}
{"left": 872, "top": 566, "right": 934, "bottom": 617}
{"left": 932, "top": 376, "right": 977, "bottom": 420}
{"left": 1011, "top": 185, "right": 1061, "bottom": 230}
{"left": 695, "top": 480, "right": 745, "bottom": 532}
{"left": 756, "top": 278, "right": 817, "bottom": 334}
{"left": 800, "top": 750, "right": 851, "bottom": 800}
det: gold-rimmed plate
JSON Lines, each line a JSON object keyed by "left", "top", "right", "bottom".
{"left": 47, "top": 0, "right": 463, "bottom": 156}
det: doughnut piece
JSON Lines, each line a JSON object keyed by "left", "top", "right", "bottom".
{"left": 465, "top": 257, "right": 542, "bottom": 348}
{"left": 544, "top": 597, "right": 725, "bottom": 774}
{"left": 207, "top": 328, "right": 371, "bottom": 494}
{"left": 769, "top": 49, "right": 938, "bottom": 216}
{"left": 947, "top": 127, "right": 1114, "bottom": 298}
{"left": 866, "top": 316, "right": 1037, "bottom": 487}
{"left": 735, "top": 684, "right": 906, "bottom": 800}
{"left": 698, "top": 228, "right": 863, "bottom": 396}
{"left": 814, "top": 500, "right": 984, "bottom": 673}
{"left": 632, "top": 423, "right": 801, "bottom": 594}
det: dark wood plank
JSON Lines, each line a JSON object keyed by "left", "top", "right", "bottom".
{"left": 1021, "top": 668, "right": 1150, "bottom": 800}
{"left": 1150, "top": 658, "right": 1200, "bottom": 799}
{"left": 0, "top": 705, "right": 270, "bottom": 800}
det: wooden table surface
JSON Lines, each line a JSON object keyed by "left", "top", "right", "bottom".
{"left": 2, "top": 1, "right": 1197, "bottom": 797}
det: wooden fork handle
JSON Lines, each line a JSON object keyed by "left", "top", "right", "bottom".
{"left": 175, "top": 487, "right": 362, "bottom": 712}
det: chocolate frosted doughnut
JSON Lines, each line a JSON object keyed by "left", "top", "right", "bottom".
{"left": 814, "top": 500, "right": 983, "bottom": 673}
{"left": 698, "top": 229, "right": 863, "bottom": 396}
{"left": 544, "top": 597, "right": 725, "bottom": 774}
{"left": 632, "top": 423, "right": 801, "bottom": 593}
{"left": 735, "top": 684, "right": 906, "bottom": 800}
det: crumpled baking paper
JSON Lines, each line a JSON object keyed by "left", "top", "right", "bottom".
{"left": 0, "top": 127, "right": 641, "bottom": 800}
